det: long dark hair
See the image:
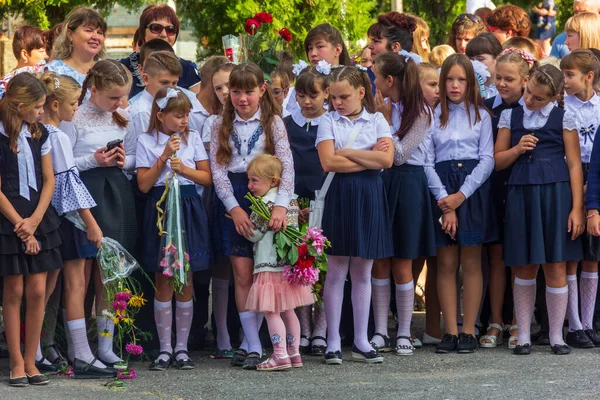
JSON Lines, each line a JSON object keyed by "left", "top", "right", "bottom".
{"left": 304, "top": 23, "right": 352, "bottom": 65}
{"left": 373, "top": 52, "right": 430, "bottom": 138}
{"left": 216, "top": 63, "right": 280, "bottom": 166}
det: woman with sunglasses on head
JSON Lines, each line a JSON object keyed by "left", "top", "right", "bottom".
{"left": 45, "top": 7, "right": 107, "bottom": 85}
{"left": 119, "top": 4, "right": 201, "bottom": 99}
{"left": 449, "top": 13, "right": 487, "bottom": 54}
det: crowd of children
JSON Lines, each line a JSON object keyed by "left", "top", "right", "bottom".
{"left": 3, "top": 1, "right": 600, "bottom": 387}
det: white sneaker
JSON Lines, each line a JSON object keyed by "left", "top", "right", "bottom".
{"left": 422, "top": 332, "right": 442, "bottom": 345}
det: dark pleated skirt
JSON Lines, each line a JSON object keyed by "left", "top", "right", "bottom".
{"left": 0, "top": 190, "right": 63, "bottom": 276}
{"left": 504, "top": 182, "right": 583, "bottom": 267}
{"left": 384, "top": 164, "right": 437, "bottom": 259}
{"left": 433, "top": 160, "right": 499, "bottom": 247}
{"left": 143, "top": 185, "right": 211, "bottom": 273}
{"left": 58, "top": 216, "right": 98, "bottom": 261}
{"left": 489, "top": 167, "right": 512, "bottom": 245}
{"left": 322, "top": 169, "right": 393, "bottom": 259}
{"left": 212, "top": 173, "right": 253, "bottom": 259}
{"left": 79, "top": 167, "right": 137, "bottom": 253}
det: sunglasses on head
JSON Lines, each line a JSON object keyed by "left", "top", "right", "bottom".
{"left": 147, "top": 23, "right": 177, "bottom": 37}
{"left": 455, "top": 13, "right": 481, "bottom": 23}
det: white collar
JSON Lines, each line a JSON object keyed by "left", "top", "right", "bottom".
{"left": 234, "top": 108, "right": 261, "bottom": 123}
{"left": 492, "top": 94, "right": 503, "bottom": 109}
{"left": 523, "top": 101, "right": 554, "bottom": 118}
{"left": 332, "top": 108, "right": 372, "bottom": 123}
{"left": 261, "top": 187, "right": 278, "bottom": 202}
{"left": 141, "top": 89, "right": 154, "bottom": 104}
{"left": 290, "top": 107, "right": 325, "bottom": 127}
{"left": 564, "top": 93, "right": 600, "bottom": 108}
{"left": 0, "top": 121, "right": 30, "bottom": 138}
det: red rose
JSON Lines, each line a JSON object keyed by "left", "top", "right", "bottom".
{"left": 254, "top": 12, "right": 273, "bottom": 23}
{"left": 244, "top": 18, "right": 261, "bottom": 35}
{"left": 279, "top": 28, "right": 292, "bottom": 42}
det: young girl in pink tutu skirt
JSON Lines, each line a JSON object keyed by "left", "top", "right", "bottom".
{"left": 244, "top": 154, "right": 316, "bottom": 371}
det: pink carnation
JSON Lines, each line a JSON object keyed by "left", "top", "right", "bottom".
{"left": 112, "top": 300, "right": 127, "bottom": 311}
{"left": 117, "top": 368, "right": 137, "bottom": 380}
{"left": 283, "top": 265, "right": 319, "bottom": 286}
{"left": 163, "top": 268, "right": 174, "bottom": 278}
{"left": 125, "top": 343, "right": 143, "bottom": 355}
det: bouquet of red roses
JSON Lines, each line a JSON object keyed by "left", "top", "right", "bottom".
{"left": 245, "top": 193, "right": 330, "bottom": 296}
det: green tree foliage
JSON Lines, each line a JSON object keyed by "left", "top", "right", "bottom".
{"left": 177, "top": 0, "right": 377, "bottom": 60}
{"left": 0, "top": 0, "right": 147, "bottom": 30}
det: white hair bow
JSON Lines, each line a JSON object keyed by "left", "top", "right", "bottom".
{"left": 398, "top": 50, "right": 423, "bottom": 65}
{"left": 471, "top": 60, "right": 491, "bottom": 79}
{"left": 316, "top": 60, "right": 331, "bottom": 75}
{"left": 155, "top": 87, "right": 180, "bottom": 110}
{"left": 292, "top": 60, "right": 309, "bottom": 76}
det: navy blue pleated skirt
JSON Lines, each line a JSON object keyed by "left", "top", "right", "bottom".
{"left": 143, "top": 185, "right": 211, "bottom": 273}
{"left": 58, "top": 216, "right": 98, "bottom": 261}
{"left": 383, "top": 164, "right": 436, "bottom": 259}
{"left": 504, "top": 182, "right": 583, "bottom": 267}
{"left": 212, "top": 173, "right": 253, "bottom": 259}
{"left": 322, "top": 169, "right": 393, "bottom": 259}
{"left": 433, "top": 160, "right": 499, "bottom": 247}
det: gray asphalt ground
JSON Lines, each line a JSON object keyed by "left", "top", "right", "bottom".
{"left": 1, "top": 312, "right": 600, "bottom": 400}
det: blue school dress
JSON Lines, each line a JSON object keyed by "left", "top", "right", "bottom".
{"left": 385, "top": 102, "right": 437, "bottom": 259}
{"left": 316, "top": 109, "right": 393, "bottom": 259}
{"left": 284, "top": 109, "right": 325, "bottom": 200}
{"left": 426, "top": 103, "right": 498, "bottom": 247}
{"left": 500, "top": 104, "right": 583, "bottom": 266}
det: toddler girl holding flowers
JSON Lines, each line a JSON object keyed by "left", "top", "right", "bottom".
{"left": 244, "top": 154, "right": 315, "bottom": 371}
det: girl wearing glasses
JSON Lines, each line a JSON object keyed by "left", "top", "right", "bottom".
{"left": 119, "top": 4, "right": 201, "bottom": 99}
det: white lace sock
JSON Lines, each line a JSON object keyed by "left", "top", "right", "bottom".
{"left": 174, "top": 300, "right": 193, "bottom": 361}
{"left": 371, "top": 277, "right": 391, "bottom": 348}
{"left": 567, "top": 275, "right": 583, "bottom": 332}
{"left": 154, "top": 299, "right": 173, "bottom": 362}
{"left": 396, "top": 281, "right": 414, "bottom": 349}
{"left": 513, "top": 277, "right": 536, "bottom": 346}
{"left": 580, "top": 272, "right": 598, "bottom": 330}
{"left": 547, "top": 285, "right": 569, "bottom": 346}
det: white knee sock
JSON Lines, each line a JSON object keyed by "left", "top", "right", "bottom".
{"left": 371, "top": 277, "right": 391, "bottom": 347}
{"left": 69, "top": 318, "right": 105, "bottom": 368}
{"left": 154, "top": 299, "right": 173, "bottom": 362}
{"left": 239, "top": 311, "right": 262, "bottom": 355}
{"left": 396, "top": 281, "right": 415, "bottom": 347}
{"left": 175, "top": 300, "right": 193, "bottom": 361}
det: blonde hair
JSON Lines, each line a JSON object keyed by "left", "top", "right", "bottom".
{"left": 38, "top": 71, "right": 81, "bottom": 114}
{"left": 565, "top": 12, "right": 600, "bottom": 49}
{"left": 52, "top": 7, "right": 107, "bottom": 61}
{"left": 418, "top": 62, "right": 439, "bottom": 80}
{"left": 80, "top": 60, "right": 132, "bottom": 128}
{"left": 411, "top": 16, "right": 430, "bottom": 62}
{"left": 430, "top": 45, "right": 455, "bottom": 68}
{"left": 143, "top": 51, "right": 183, "bottom": 77}
{"left": 0, "top": 73, "right": 46, "bottom": 153}
{"left": 247, "top": 154, "right": 282, "bottom": 185}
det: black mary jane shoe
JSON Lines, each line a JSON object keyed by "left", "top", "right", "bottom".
{"left": 551, "top": 344, "right": 571, "bottom": 355}
{"left": 566, "top": 330, "right": 594, "bottom": 348}
{"left": 173, "top": 350, "right": 195, "bottom": 370}
{"left": 149, "top": 351, "right": 173, "bottom": 371}
{"left": 299, "top": 335, "right": 311, "bottom": 355}
{"left": 310, "top": 336, "right": 327, "bottom": 357}
{"left": 9, "top": 373, "right": 29, "bottom": 387}
{"left": 73, "top": 358, "right": 117, "bottom": 379}
{"left": 44, "top": 344, "right": 68, "bottom": 367}
{"left": 26, "top": 373, "right": 49, "bottom": 386}
{"left": 324, "top": 350, "right": 343, "bottom": 365}
{"left": 513, "top": 343, "right": 531, "bottom": 355}
{"left": 370, "top": 333, "right": 393, "bottom": 353}
{"left": 585, "top": 329, "right": 600, "bottom": 346}
{"left": 351, "top": 344, "right": 383, "bottom": 364}
{"left": 35, "top": 357, "right": 62, "bottom": 372}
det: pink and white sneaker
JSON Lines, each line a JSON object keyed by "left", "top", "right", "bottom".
{"left": 256, "top": 355, "right": 292, "bottom": 371}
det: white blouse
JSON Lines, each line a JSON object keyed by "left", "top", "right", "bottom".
{"left": 563, "top": 94, "right": 600, "bottom": 163}
{"left": 209, "top": 108, "right": 295, "bottom": 212}
{"left": 498, "top": 102, "right": 577, "bottom": 132}
{"left": 315, "top": 109, "right": 392, "bottom": 150}
{"left": 61, "top": 101, "right": 134, "bottom": 172}
{"left": 390, "top": 101, "right": 433, "bottom": 166}
{"left": 425, "top": 102, "right": 494, "bottom": 201}
{"left": 136, "top": 129, "right": 208, "bottom": 186}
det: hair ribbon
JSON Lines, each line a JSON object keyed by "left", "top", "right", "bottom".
{"left": 316, "top": 60, "right": 332, "bottom": 75}
{"left": 155, "top": 87, "right": 179, "bottom": 110}
{"left": 292, "top": 60, "right": 309, "bottom": 76}
{"left": 398, "top": 50, "right": 423, "bottom": 65}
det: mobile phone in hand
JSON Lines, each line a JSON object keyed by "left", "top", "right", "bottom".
{"left": 105, "top": 139, "right": 123, "bottom": 152}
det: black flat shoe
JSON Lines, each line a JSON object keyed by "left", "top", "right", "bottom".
{"left": 551, "top": 344, "right": 571, "bottom": 355}
{"left": 566, "top": 330, "right": 594, "bottom": 348}
{"left": 310, "top": 336, "right": 327, "bottom": 356}
{"left": 513, "top": 343, "right": 531, "bottom": 355}
{"left": 537, "top": 332, "right": 550, "bottom": 346}
{"left": 585, "top": 329, "right": 600, "bottom": 346}
{"left": 44, "top": 344, "right": 68, "bottom": 367}
{"left": 436, "top": 333, "right": 458, "bottom": 354}
{"left": 230, "top": 349, "right": 248, "bottom": 367}
{"left": 299, "top": 335, "right": 311, "bottom": 354}
{"left": 26, "top": 373, "right": 49, "bottom": 386}
{"left": 173, "top": 350, "right": 195, "bottom": 370}
{"left": 324, "top": 350, "right": 342, "bottom": 365}
{"left": 149, "top": 351, "right": 172, "bottom": 371}
{"left": 457, "top": 333, "right": 478, "bottom": 354}
{"left": 242, "top": 352, "right": 262, "bottom": 370}
{"left": 73, "top": 358, "right": 117, "bottom": 379}
{"left": 351, "top": 344, "right": 383, "bottom": 364}
{"left": 9, "top": 373, "right": 29, "bottom": 387}
{"left": 35, "top": 357, "right": 61, "bottom": 372}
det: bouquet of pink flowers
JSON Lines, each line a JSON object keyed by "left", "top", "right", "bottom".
{"left": 245, "top": 193, "right": 330, "bottom": 299}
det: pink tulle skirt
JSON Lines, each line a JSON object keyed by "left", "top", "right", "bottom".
{"left": 245, "top": 271, "right": 316, "bottom": 313}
